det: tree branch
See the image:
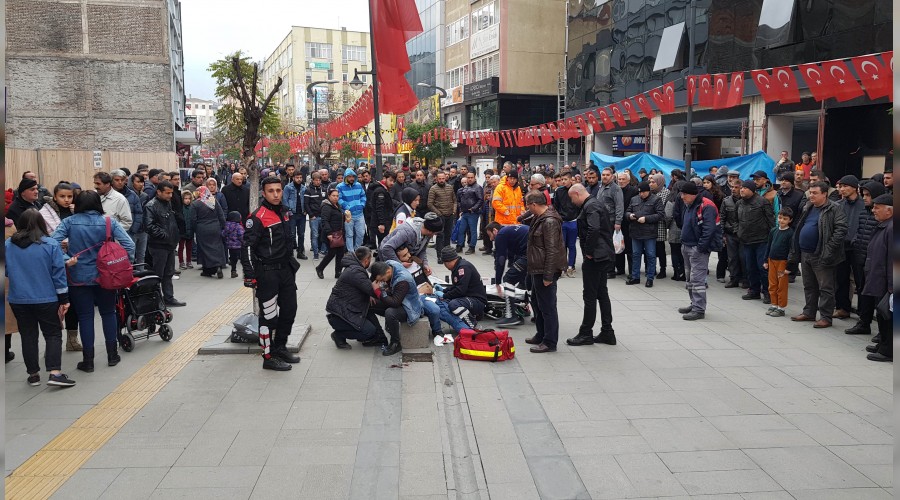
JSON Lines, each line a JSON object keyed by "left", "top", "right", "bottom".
{"left": 231, "top": 56, "right": 252, "bottom": 109}
{"left": 260, "top": 76, "right": 283, "bottom": 116}
{"left": 250, "top": 63, "right": 259, "bottom": 110}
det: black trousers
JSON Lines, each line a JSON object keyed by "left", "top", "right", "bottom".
{"left": 479, "top": 215, "right": 493, "bottom": 252}
{"left": 655, "top": 241, "right": 667, "bottom": 271}
{"left": 10, "top": 302, "right": 63, "bottom": 374}
{"left": 256, "top": 267, "right": 298, "bottom": 358}
{"left": 579, "top": 259, "right": 613, "bottom": 335}
{"left": 874, "top": 304, "right": 892, "bottom": 357}
{"left": 317, "top": 246, "right": 346, "bottom": 277}
{"left": 328, "top": 313, "right": 381, "bottom": 342}
{"left": 725, "top": 234, "right": 743, "bottom": 282}
{"left": 835, "top": 248, "right": 861, "bottom": 312}
{"left": 434, "top": 215, "right": 454, "bottom": 260}
{"left": 228, "top": 249, "right": 241, "bottom": 271}
{"left": 372, "top": 305, "right": 407, "bottom": 344}
{"left": 147, "top": 245, "right": 176, "bottom": 301}
{"left": 716, "top": 244, "right": 728, "bottom": 280}
{"left": 669, "top": 243, "right": 684, "bottom": 273}
{"left": 530, "top": 273, "right": 560, "bottom": 348}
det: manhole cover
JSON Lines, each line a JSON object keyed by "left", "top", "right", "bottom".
{"left": 402, "top": 352, "right": 433, "bottom": 363}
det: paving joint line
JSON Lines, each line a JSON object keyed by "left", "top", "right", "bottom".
{"left": 4, "top": 287, "right": 252, "bottom": 499}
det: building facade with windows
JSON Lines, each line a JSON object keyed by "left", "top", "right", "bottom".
{"left": 567, "top": 0, "right": 892, "bottom": 180}
{"left": 262, "top": 26, "right": 371, "bottom": 133}
{"left": 438, "top": 0, "right": 568, "bottom": 170}
{"left": 185, "top": 97, "right": 219, "bottom": 137}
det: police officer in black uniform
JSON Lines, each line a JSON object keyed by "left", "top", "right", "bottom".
{"left": 242, "top": 177, "right": 301, "bottom": 371}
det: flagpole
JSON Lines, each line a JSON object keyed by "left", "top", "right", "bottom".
{"left": 684, "top": 0, "right": 696, "bottom": 176}
{"left": 368, "top": 0, "right": 384, "bottom": 179}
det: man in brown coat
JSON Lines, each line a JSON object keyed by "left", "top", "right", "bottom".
{"left": 523, "top": 190, "right": 567, "bottom": 353}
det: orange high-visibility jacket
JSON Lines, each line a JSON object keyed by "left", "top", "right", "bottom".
{"left": 491, "top": 179, "right": 524, "bottom": 225}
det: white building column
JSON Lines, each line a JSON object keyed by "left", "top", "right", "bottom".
{"left": 661, "top": 124, "right": 685, "bottom": 160}
{"left": 649, "top": 115, "right": 663, "bottom": 156}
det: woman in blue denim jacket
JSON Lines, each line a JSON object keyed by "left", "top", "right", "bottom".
{"left": 52, "top": 191, "right": 135, "bottom": 373}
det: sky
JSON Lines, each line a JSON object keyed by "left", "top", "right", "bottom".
{"left": 182, "top": 0, "right": 370, "bottom": 100}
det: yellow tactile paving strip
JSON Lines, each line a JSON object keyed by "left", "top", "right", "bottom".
{"left": 5, "top": 287, "right": 252, "bottom": 500}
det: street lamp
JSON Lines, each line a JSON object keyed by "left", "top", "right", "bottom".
{"left": 349, "top": 64, "right": 383, "bottom": 178}
{"left": 306, "top": 79, "right": 340, "bottom": 164}
{"left": 416, "top": 82, "right": 448, "bottom": 99}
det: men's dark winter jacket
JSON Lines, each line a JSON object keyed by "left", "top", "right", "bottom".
{"left": 788, "top": 200, "right": 848, "bottom": 267}
{"left": 737, "top": 193, "right": 775, "bottom": 245}
{"left": 326, "top": 252, "right": 377, "bottom": 331}
{"left": 577, "top": 197, "right": 614, "bottom": 262}
{"left": 624, "top": 193, "right": 664, "bottom": 240}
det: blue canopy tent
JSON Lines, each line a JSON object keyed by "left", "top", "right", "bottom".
{"left": 589, "top": 150, "right": 776, "bottom": 182}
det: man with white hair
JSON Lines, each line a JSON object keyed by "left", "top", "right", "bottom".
{"left": 222, "top": 172, "right": 250, "bottom": 220}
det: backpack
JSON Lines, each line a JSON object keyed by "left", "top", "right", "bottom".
{"left": 96, "top": 217, "right": 134, "bottom": 289}
{"left": 697, "top": 197, "right": 724, "bottom": 252}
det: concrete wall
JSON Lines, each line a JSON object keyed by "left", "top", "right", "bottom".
{"left": 6, "top": 0, "right": 176, "bottom": 152}
{"left": 502, "top": 0, "right": 566, "bottom": 96}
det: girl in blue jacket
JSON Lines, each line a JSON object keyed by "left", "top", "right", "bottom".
{"left": 6, "top": 209, "right": 76, "bottom": 387}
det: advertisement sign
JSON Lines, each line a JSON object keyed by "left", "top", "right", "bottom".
{"left": 470, "top": 24, "right": 500, "bottom": 59}
{"left": 442, "top": 85, "right": 464, "bottom": 107}
{"left": 464, "top": 77, "right": 499, "bottom": 101}
{"left": 310, "top": 61, "right": 331, "bottom": 69}
{"left": 612, "top": 135, "right": 647, "bottom": 152}
{"left": 93, "top": 150, "right": 102, "bottom": 170}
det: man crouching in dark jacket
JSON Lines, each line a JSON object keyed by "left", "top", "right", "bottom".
{"left": 325, "top": 246, "right": 386, "bottom": 349}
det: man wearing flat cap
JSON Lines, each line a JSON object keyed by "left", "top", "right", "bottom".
{"left": 8, "top": 179, "right": 42, "bottom": 229}
{"left": 862, "top": 194, "right": 892, "bottom": 362}
{"left": 834, "top": 175, "right": 864, "bottom": 319}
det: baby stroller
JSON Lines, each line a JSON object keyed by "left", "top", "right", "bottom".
{"left": 116, "top": 264, "right": 174, "bottom": 352}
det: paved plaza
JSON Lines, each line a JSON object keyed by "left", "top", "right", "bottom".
{"left": 5, "top": 250, "right": 893, "bottom": 499}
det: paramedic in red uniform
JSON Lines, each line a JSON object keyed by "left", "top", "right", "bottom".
{"left": 241, "top": 177, "right": 301, "bottom": 371}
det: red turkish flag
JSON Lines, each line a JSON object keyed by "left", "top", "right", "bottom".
{"left": 371, "top": 0, "right": 424, "bottom": 114}
{"left": 649, "top": 82, "right": 676, "bottom": 113}
{"left": 821, "top": 60, "right": 865, "bottom": 102}
{"left": 772, "top": 67, "right": 800, "bottom": 104}
{"left": 584, "top": 112, "right": 603, "bottom": 133}
{"left": 620, "top": 99, "right": 641, "bottom": 123}
{"left": 725, "top": 72, "right": 745, "bottom": 108}
{"left": 537, "top": 125, "right": 551, "bottom": 144}
{"left": 608, "top": 104, "right": 627, "bottom": 127}
{"left": 576, "top": 115, "right": 591, "bottom": 136}
{"left": 712, "top": 74, "right": 729, "bottom": 109}
{"left": 687, "top": 75, "right": 698, "bottom": 105}
{"left": 634, "top": 93, "right": 655, "bottom": 119}
{"left": 798, "top": 62, "right": 836, "bottom": 101}
{"left": 696, "top": 75, "right": 713, "bottom": 107}
{"left": 750, "top": 69, "right": 781, "bottom": 103}
{"left": 565, "top": 118, "right": 579, "bottom": 139}
{"left": 595, "top": 108, "right": 615, "bottom": 129}
{"left": 852, "top": 52, "right": 892, "bottom": 100}
{"left": 547, "top": 123, "right": 560, "bottom": 140}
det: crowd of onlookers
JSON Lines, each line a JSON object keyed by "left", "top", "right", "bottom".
{"left": 5, "top": 150, "right": 893, "bottom": 383}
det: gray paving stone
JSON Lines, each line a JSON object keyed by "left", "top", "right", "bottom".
{"left": 614, "top": 452, "right": 688, "bottom": 497}
{"left": 150, "top": 487, "right": 253, "bottom": 499}
{"left": 483, "top": 480, "right": 540, "bottom": 500}
{"left": 708, "top": 414, "right": 818, "bottom": 448}
{"left": 469, "top": 411, "right": 519, "bottom": 444}
{"left": 348, "top": 466, "right": 401, "bottom": 500}
{"left": 658, "top": 450, "right": 759, "bottom": 472}
{"left": 175, "top": 429, "right": 238, "bottom": 467}
{"left": 744, "top": 446, "right": 877, "bottom": 490}
{"left": 788, "top": 487, "right": 893, "bottom": 499}
{"left": 826, "top": 444, "right": 892, "bottom": 465}
{"left": 399, "top": 452, "right": 447, "bottom": 496}
{"left": 571, "top": 454, "right": 638, "bottom": 499}
{"left": 83, "top": 447, "right": 185, "bottom": 469}
{"left": 513, "top": 421, "right": 567, "bottom": 458}
{"left": 632, "top": 417, "right": 734, "bottom": 452}
{"left": 156, "top": 465, "right": 262, "bottom": 489}
{"left": 98, "top": 467, "right": 170, "bottom": 500}
{"left": 525, "top": 455, "right": 590, "bottom": 499}
{"left": 618, "top": 402, "right": 700, "bottom": 419}
{"left": 50, "top": 467, "right": 122, "bottom": 500}
{"left": 479, "top": 443, "right": 533, "bottom": 484}
{"left": 674, "top": 469, "right": 782, "bottom": 495}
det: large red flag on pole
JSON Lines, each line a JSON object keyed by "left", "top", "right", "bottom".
{"left": 370, "top": 0, "right": 423, "bottom": 114}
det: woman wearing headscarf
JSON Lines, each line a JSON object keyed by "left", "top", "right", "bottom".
{"left": 189, "top": 185, "right": 227, "bottom": 278}
{"left": 39, "top": 182, "right": 83, "bottom": 351}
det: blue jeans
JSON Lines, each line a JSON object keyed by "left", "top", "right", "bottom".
{"left": 69, "top": 285, "right": 118, "bottom": 349}
{"left": 345, "top": 214, "right": 366, "bottom": 251}
{"left": 631, "top": 238, "right": 657, "bottom": 280}
{"left": 742, "top": 242, "right": 768, "bottom": 295}
{"left": 562, "top": 221, "right": 578, "bottom": 267}
{"left": 458, "top": 213, "right": 480, "bottom": 249}
{"left": 132, "top": 232, "right": 148, "bottom": 265}
{"left": 309, "top": 217, "right": 322, "bottom": 256}
{"left": 421, "top": 298, "right": 443, "bottom": 335}
{"left": 438, "top": 297, "right": 485, "bottom": 333}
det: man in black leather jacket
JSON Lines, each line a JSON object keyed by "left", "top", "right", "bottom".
{"left": 566, "top": 184, "right": 616, "bottom": 347}
{"left": 144, "top": 181, "right": 185, "bottom": 308}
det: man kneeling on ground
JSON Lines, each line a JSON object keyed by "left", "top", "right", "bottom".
{"left": 326, "top": 246, "right": 387, "bottom": 350}
{"left": 435, "top": 247, "right": 488, "bottom": 333}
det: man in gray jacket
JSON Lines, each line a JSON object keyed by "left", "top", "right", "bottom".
{"left": 379, "top": 214, "right": 444, "bottom": 276}
{"left": 788, "top": 182, "right": 848, "bottom": 328}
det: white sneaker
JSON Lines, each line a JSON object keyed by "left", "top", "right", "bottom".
{"left": 442, "top": 334, "right": 454, "bottom": 344}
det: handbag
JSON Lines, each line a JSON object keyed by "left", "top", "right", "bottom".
{"left": 612, "top": 229, "right": 625, "bottom": 254}
{"left": 454, "top": 328, "right": 515, "bottom": 362}
{"left": 328, "top": 230, "right": 345, "bottom": 249}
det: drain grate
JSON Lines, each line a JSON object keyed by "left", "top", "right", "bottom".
{"left": 402, "top": 351, "right": 434, "bottom": 363}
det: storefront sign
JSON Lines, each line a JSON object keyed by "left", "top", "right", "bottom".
{"left": 470, "top": 24, "right": 500, "bottom": 59}
{"left": 442, "top": 85, "right": 464, "bottom": 107}
{"left": 612, "top": 135, "right": 646, "bottom": 151}
{"left": 464, "top": 77, "right": 499, "bottom": 101}
{"left": 468, "top": 144, "right": 495, "bottom": 155}
{"left": 310, "top": 61, "right": 331, "bottom": 69}
{"left": 93, "top": 150, "right": 102, "bottom": 170}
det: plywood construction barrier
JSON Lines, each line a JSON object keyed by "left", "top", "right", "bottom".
{"left": 6, "top": 148, "right": 178, "bottom": 189}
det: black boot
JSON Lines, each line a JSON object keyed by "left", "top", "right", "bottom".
{"left": 593, "top": 329, "right": 617, "bottom": 345}
{"left": 566, "top": 333, "right": 594, "bottom": 346}
{"left": 107, "top": 342, "right": 121, "bottom": 366}
{"left": 382, "top": 342, "right": 402, "bottom": 356}
{"left": 271, "top": 337, "right": 300, "bottom": 363}
{"left": 657, "top": 268, "right": 667, "bottom": 279}
{"left": 77, "top": 348, "right": 95, "bottom": 372}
